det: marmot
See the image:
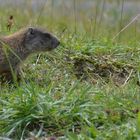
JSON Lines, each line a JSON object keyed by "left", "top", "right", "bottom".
{"left": 0, "top": 27, "right": 60, "bottom": 82}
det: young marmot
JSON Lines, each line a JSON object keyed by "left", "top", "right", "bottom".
{"left": 0, "top": 27, "right": 60, "bottom": 82}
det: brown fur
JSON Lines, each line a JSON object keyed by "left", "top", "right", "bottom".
{"left": 0, "top": 27, "right": 60, "bottom": 82}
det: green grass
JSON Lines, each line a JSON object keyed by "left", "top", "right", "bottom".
{"left": 0, "top": 1, "right": 140, "bottom": 139}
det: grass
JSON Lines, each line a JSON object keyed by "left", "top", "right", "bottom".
{"left": 0, "top": 0, "right": 140, "bottom": 139}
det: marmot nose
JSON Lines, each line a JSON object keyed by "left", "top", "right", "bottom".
{"left": 56, "top": 40, "right": 60, "bottom": 46}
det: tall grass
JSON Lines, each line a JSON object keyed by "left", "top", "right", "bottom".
{"left": 98, "top": 0, "right": 106, "bottom": 32}
{"left": 118, "top": 0, "right": 125, "bottom": 41}
{"left": 73, "top": 0, "right": 77, "bottom": 34}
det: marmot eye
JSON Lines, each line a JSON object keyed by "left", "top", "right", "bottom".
{"left": 45, "top": 33, "right": 51, "bottom": 39}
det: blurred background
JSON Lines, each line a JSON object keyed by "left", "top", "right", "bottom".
{"left": 0, "top": 0, "right": 140, "bottom": 42}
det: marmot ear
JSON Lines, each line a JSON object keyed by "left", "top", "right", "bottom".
{"left": 27, "top": 27, "right": 34, "bottom": 35}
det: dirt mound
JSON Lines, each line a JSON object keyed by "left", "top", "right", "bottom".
{"left": 73, "top": 55, "right": 135, "bottom": 86}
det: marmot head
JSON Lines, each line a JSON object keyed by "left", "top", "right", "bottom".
{"left": 24, "top": 27, "right": 60, "bottom": 52}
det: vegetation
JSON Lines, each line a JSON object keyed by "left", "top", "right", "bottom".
{"left": 0, "top": 0, "right": 140, "bottom": 139}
